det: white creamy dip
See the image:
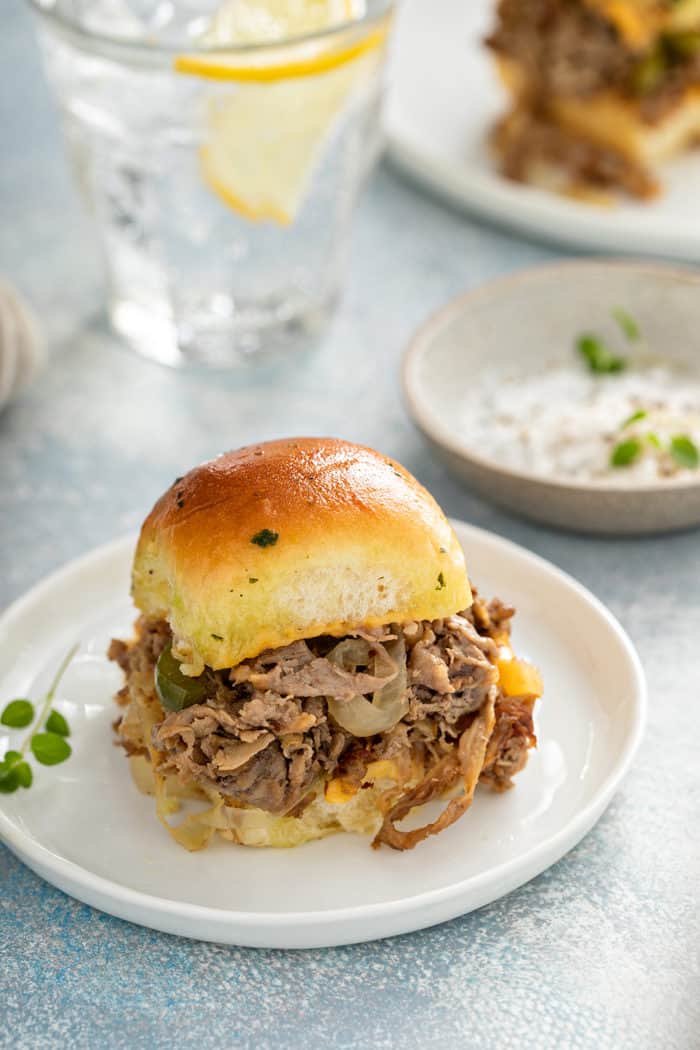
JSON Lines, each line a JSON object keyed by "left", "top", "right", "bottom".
{"left": 458, "top": 362, "right": 700, "bottom": 484}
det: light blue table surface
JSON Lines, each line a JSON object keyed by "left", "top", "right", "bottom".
{"left": 2, "top": 3, "right": 699, "bottom": 1048}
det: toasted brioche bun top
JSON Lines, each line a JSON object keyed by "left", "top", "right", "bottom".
{"left": 132, "top": 437, "right": 471, "bottom": 671}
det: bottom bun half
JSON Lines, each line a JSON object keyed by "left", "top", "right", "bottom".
{"left": 129, "top": 753, "right": 416, "bottom": 850}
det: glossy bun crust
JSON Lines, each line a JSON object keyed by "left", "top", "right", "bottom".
{"left": 132, "top": 438, "right": 471, "bottom": 671}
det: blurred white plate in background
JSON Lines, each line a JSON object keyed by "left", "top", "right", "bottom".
{"left": 0, "top": 527, "right": 645, "bottom": 948}
{"left": 385, "top": 0, "right": 700, "bottom": 261}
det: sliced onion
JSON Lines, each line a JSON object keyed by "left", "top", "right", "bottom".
{"left": 212, "top": 733, "right": 273, "bottom": 772}
{"left": 153, "top": 769, "right": 225, "bottom": 851}
{"left": 128, "top": 754, "right": 155, "bottom": 795}
{"left": 325, "top": 638, "right": 372, "bottom": 671}
{"left": 326, "top": 634, "right": 408, "bottom": 737}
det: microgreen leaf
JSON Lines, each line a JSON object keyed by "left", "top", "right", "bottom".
{"left": 31, "top": 732, "right": 72, "bottom": 766}
{"left": 1, "top": 699, "right": 35, "bottom": 728}
{"left": 0, "top": 767, "right": 20, "bottom": 794}
{"left": 622, "top": 409, "right": 647, "bottom": 428}
{"left": 45, "top": 710, "right": 70, "bottom": 737}
{"left": 610, "top": 439, "right": 642, "bottom": 467}
{"left": 612, "top": 307, "right": 641, "bottom": 342}
{"left": 670, "top": 435, "right": 700, "bottom": 469}
{"left": 577, "top": 335, "right": 627, "bottom": 375}
{"left": 0, "top": 751, "right": 23, "bottom": 792}
{"left": 647, "top": 433, "right": 662, "bottom": 449}
{"left": 15, "top": 762, "right": 33, "bottom": 788}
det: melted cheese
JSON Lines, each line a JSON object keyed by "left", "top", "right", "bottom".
{"left": 323, "top": 759, "right": 403, "bottom": 805}
{"left": 496, "top": 654, "right": 544, "bottom": 699}
{"left": 582, "top": 0, "right": 700, "bottom": 50}
{"left": 324, "top": 777, "right": 359, "bottom": 804}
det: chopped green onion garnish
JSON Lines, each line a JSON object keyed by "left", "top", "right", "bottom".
{"left": 612, "top": 307, "right": 641, "bottom": 342}
{"left": 577, "top": 334, "right": 627, "bottom": 375}
{"left": 610, "top": 438, "right": 642, "bottom": 467}
{"left": 669, "top": 435, "right": 700, "bottom": 469}
{"left": 622, "top": 409, "right": 647, "bottom": 428}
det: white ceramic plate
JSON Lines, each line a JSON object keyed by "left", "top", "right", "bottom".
{"left": 385, "top": 0, "right": 700, "bottom": 261}
{"left": 0, "top": 528, "right": 645, "bottom": 948}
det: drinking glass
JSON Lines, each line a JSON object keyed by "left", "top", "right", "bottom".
{"left": 29, "top": 1, "right": 393, "bottom": 366}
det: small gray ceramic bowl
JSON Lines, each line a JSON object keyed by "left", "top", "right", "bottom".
{"left": 402, "top": 260, "right": 700, "bottom": 535}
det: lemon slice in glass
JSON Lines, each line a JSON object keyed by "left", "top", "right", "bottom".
{"left": 175, "top": 0, "right": 388, "bottom": 225}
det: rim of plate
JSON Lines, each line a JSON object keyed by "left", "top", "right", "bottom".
{"left": 0, "top": 528, "right": 647, "bottom": 932}
{"left": 384, "top": 126, "right": 700, "bottom": 261}
{"left": 403, "top": 258, "right": 700, "bottom": 496}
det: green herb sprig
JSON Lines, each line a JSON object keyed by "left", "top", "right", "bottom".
{"left": 0, "top": 644, "right": 78, "bottom": 794}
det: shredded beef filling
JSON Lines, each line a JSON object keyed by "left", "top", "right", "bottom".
{"left": 488, "top": 0, "right": 636, "bottom": 99}
{"left": 486, "top": 0, "right": 700, "bottom": 196}
{"left": 487, "top": 0, "right": 700, "bottom": 120}
{"left": 491, "top": 105, "right": 659, "bottom": 198}
{"left": 109, "top": 593, "right": 536, "bottom": 834}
